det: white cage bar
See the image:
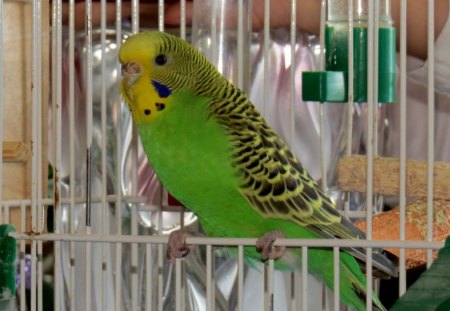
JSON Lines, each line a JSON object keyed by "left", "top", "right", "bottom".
{"left": 0, "top": 0, "right": 446, "bottom": 310}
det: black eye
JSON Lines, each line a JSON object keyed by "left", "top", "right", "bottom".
{"left": 155, "top": 54, "right": 167, "bottom": 66}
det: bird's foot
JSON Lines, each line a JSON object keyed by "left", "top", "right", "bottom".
{"left": 256, "top": 230, "right": 286, "bottom": 261}
{"left": 166, "top": 229, "right": 195, "bottom": 263}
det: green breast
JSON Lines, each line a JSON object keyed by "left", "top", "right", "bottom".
{"left": 137, "top": 91, "right": 259, "bottom": 236}
{"left": 136, "top": 90, "right": 318, "bottom": 241}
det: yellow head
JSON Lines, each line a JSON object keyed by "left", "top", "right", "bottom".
{"left": 119, "top": 31, "right": 219, "bottom": 124}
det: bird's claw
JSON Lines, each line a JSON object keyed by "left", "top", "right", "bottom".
{"left": 256, "top": 230, "right": 286, "bottom": 261}
{"left": 166, "top": 229, "right": 194, "bottom": 263}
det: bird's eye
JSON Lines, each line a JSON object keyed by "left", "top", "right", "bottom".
{"left": 155, "top": 54, "right": 167, "bottom": 66}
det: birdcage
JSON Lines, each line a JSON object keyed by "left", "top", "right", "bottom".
{"left": 1, "top": 0, "right": 449, "bottom": 310}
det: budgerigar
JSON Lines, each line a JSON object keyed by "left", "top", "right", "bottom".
{"left": 119, "top": 31, "right": 397, "bottom": 311}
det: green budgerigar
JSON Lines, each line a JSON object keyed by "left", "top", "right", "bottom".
{"left": 119, "top": 31, "right": 397, "bottom": 311}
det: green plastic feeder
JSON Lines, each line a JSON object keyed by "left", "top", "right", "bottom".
{"left": 0, "top": 224, "right": 17, "bottom": 311}
{"left": 302, "top": 0, "right": 396, "bottom": 104}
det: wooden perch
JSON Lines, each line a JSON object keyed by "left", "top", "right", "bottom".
{"left": 2, "top": 141, "right": 29, "bottom": 163}
{"left": 338, "top": 155, "right": 450, "bottom": 199}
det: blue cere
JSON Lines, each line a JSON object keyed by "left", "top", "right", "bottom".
{"left": 152, "top": 80, "right": 172, "bottom": 98}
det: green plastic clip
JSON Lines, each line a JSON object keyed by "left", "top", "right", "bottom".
{"left": 302, "top": 71, "right": 347, "bottom": 102}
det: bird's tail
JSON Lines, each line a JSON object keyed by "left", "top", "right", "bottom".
{"left": 335, "top": 252, "right": 388, "bottom": 311}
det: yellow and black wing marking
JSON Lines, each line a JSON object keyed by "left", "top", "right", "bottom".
{"left": 208, "top": 86, "right": 397, "bottom": 278}
{"left": 208, "top": 86, "right": 358, "bottom": 240}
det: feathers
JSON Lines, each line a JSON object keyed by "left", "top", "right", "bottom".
{"left": 118, "top": 31, "right": 397, "bottom": 310}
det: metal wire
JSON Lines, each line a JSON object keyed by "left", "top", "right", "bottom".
{"left": 301, "top": 246, "right": 308, "bottom": 311}
{"left": 333, "top": 247, "right": 340, "bottom": 311}
{"left": 180, "top": 0, "right": 186, "bottom": 40}
{"left": 68, "top": 0, "right": 77, "bottom": 309}
{"left": 20, "top": 203, "right": 26, "bottom": 311}
{"left": 399, "top": 0, "right": 408, "bottom": 296}
{"left": 319, "top": 0, "right": 328, "bottom": 190}
{"left": 115, "top": 0, "right": 124, "bottom": 308}
{"left": 264, "top": 260, "right": 275, "bottom": 311}
{"left": 145, "top": 243, "right": 153, "bottom": 311}
{"left": 100, "top": 0, "right": 107, "bottom": 309}
{"left": 288, "top": 0, "right": 296, "bottom": 147}
{"left": 10, "top": 232, "right": 444, "bottom": 250}
{"left": 237, "top": 245, "right": 244, "bottom": 311}
{"left": 85, "top": 0, "right": 93, "bottom": 310}
{"left": 426, "top": 0, "right": 435, "bottom": 268}
{"left": 206, "top": 244, "right": 213, "bottom": 311}
{"left": 0, "top": 1, "right": 443, "bottom": 310}
{"left": 365, "top": 0, "right": 375, "bottom": 308}
{"left": 262, "top": 0, "right": 270, "bottom": 117}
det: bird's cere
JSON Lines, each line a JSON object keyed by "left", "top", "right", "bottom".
{"left": 121, "top": 61, "right": 142, "bottom": 76}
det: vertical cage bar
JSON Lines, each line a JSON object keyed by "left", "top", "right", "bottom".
{"left": 20, "top": 204, "right": 26, "bottom": 311}
{"left": 37, "top": 232, "right": 45, "bottom": 311}
{"left": 36, "top": 0, "right": 44, "bottom": 307}
{"left": 31, "top": 0, "right": 41, "bottom": 308}
{"left": 372, "top": 0, "right": 379, "bottom": 157}
{"left": 210, "top": 0, "right": 217, "bottom": 65}
{"left": 398, "top": 0, "right": 407, "bottom": 295}
{"left": 85, "top": 0, "right": 93, "bottom": 223}
{"left": 289, "top": 272, "right": 296, "bottom": 311}
{"left": 131, "top": 215, "right": 139, "bottom": 311}
{"left": 37, "top": 10, "right": 43, "bottom": 308}
{"left": 365, "top": 0, "right": 375, "bottom": 310}
{"left": 319, "top": 0, "right": 327, "bottom": 189}
{"left": 288, "top": 0, "right": 296, "bottom": 146}
{"left": 146, "top": 243, "right": 153, "bottom": 311}
{"left": 37, "top": 239, "right": 43, "bottom": 311}
{"left": 318, "top": 0, "right": 326, "bottom": 68}
{"left": 426, "top": 0, "right": 435, "bottom": 268}
{"left": 100, "top": 0, "right": 107, "bottom": 309}
{"left": 301, "top": 246, "right": 308, "bottom": 311}
{"left": 346, "top": 0, "right": 354, "bottom": 156}
{"left": 262, "top": 0, "right": 270, "bottom": 116}
{"left": 237, "top": 245, "right": 244, "bottom": 311}
{"left": 333, "top": 247, "right": 340, "bottom": 311}
{"left": 180, "top": 0, "right": 186, "bottom": 40}
{"left": 344, "top": 0, "right": 354, "bottom": 219}
{"left": 132, "top": 0, "right": 139, "bottom": 33}
{"left": 237, "top": 0, "right": 244, "bottom": 89}
{"left": 211, "top": 251, "right": 216, "bottom": 311}
{"left": 68, "top": 0, "right": 76, "bottom": 308}
{"left": 31, "top": 240, "right": 37, "bottom": 311}
{"left": 206, "top": 244, "right": 213, "bottom": 311}
{"left": 85, "top": 0, "right": 94, "bottom": 309}
{"left": 175, "top": 259, "right": 182, "bottom": 311}
{"left": 158, "top": 242, "right": 164, "bottom": 311}
{"left": 130, "top": 4, "right": 139, "bottom": 311}
{"left": 158, "top": 0, "right": 164, "bottom": 31}
{"left": 53, "top": 0, "right": 63, "bottom": 308}
{"left": 264, "top": 259, "right": 274, "bottom": 311}
{"left": 318, "top": 1, "right": 328, "bottom": 306}
{"left": 115, "top": 0, "right": 123, "bottom": 309}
